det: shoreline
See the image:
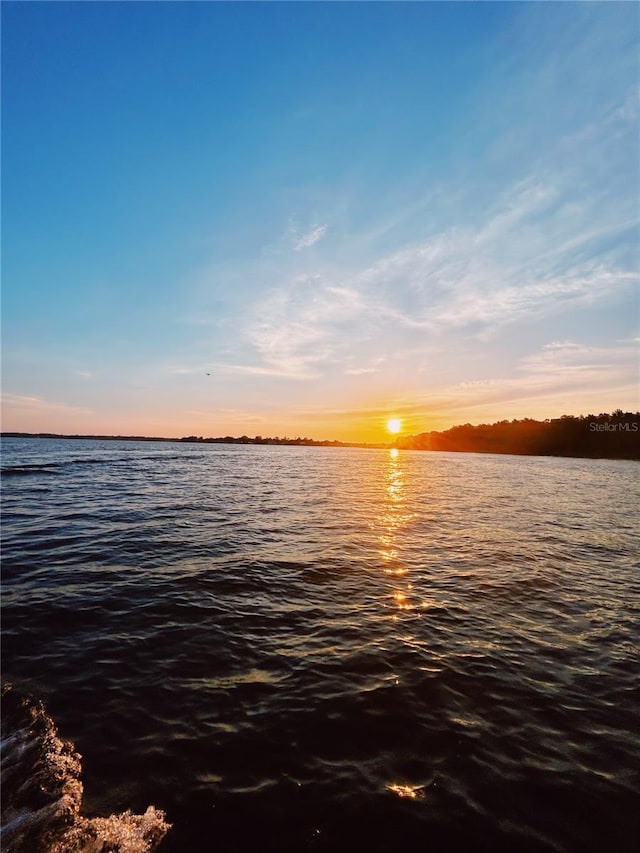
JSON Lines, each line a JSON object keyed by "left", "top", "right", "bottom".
{"left": 2, "top": 430, "right": 637, "bottom": 461}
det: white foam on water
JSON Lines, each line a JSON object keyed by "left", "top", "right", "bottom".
{"left": 1, "top": 685, "right": 170, "bottom": 853}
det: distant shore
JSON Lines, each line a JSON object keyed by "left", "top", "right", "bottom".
{"left": 3, "top": 410, "right": 639, "bottom": 460}
{"left": 0, "top": 432, "right": 390, "bottom": 450}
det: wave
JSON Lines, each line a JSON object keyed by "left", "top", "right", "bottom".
{"left": 0, "top": 684, "right": 170, "bottom": 853}
{"left": 1, "top": 453, "right": 203, "bottom": 477}
{"left": 1, "top": 464, "right": 62, "bottom": 477}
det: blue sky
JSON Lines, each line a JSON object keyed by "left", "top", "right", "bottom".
{"left": 2, "top": 2, "right": 638, "bottom": 440}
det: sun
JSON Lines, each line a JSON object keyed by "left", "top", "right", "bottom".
{"left": 387, "top": 418, "right": 402, "bottom": 434}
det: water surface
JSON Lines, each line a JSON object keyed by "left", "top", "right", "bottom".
{"left": 2, "top": 438, "right": 639, "bottom": 852}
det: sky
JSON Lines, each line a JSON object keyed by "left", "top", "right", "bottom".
{"left": 2, "top": 1, "right": 639, "bottom": 442}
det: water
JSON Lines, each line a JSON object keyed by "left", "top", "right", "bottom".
{"left": 1, "top": 682, "right": 169, "bottom": 853}
{"left": 2, "top": 437, "right": 639, "bottom": 852}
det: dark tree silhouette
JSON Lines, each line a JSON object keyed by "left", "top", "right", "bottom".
{"left": 395, "top": 412, "right": 640, "bottom": 459}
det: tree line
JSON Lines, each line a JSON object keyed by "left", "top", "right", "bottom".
{"left": 395, "top": 411, "right": 639, "bottom": 459}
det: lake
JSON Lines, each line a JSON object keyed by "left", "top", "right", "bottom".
{"left": 2, "top": 438, "right": 639, "bottom": 852}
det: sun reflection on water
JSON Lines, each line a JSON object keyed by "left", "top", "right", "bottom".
{"left": 378, "top": 449, "right": 416, "bottom": 604}
{"left": 386, "top": 783, "right": 426, "bottom": 800}
{"left": 393, "top": 590, "right": 413, "bottom": 610}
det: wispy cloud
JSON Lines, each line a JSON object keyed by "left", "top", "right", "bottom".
{"left": 516, "top": 340, "right": 638, "bottom": 391}
{"left": 279, "top": 339, "right": 638, "bottom": 429}
{"left": 207, "top": 362, "right": 304, "bottom": 378}
{"left": 246, "top": 165, "right": 637, "bottom": 379}
{"left": 167, "top": 359, "right": 307, "bottom": 379}
{"left": 293, "top": 224, "right": 327, "bottom": 251}
{"left": 425, "top": 340, "right": 639, "bottom": 419}
{"left": 247, "top": 275, "right": 371, "bottom": 378}
{"left": 185, "top": 408, "right": 268, "bottom": 424}
{"left": 1, "top": 394, "right": 94, "bottom": 418}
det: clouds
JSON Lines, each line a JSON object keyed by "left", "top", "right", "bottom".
{"left": 1, "top": 394, "right": 94, "bottom": 433}
{"left": 516, "top": 340, "right": 638, "bottom": 394}
{"left": 244, "top": 154, "right": 637, "bottom": 382}
{"left": 234, "top": 39, "right": 637, "bottom": 387}
{"left": 273, "top": 338, "right": 638, "bottom": 433}
{"left": 440, "top": 339, "right": 638, "bottom": 419}
{"left": 293, "top": 224, "right": 327, "bottom": 251}
{"left": 345, "top": 367, "right": 378, "bottom": 376}
{"left": 247, "top": 275, "right": 367, "bottom": 378}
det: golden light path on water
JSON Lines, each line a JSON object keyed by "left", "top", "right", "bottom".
{"left": 379, "top": 447, "right": 413, "bottom": 583}
{"left": 378, "top": 448, "right": 430, "bottom": 799}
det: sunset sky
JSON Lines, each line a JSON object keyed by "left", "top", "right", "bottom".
{"left": 2, "top": 2, "right": 638, "bottom": 442}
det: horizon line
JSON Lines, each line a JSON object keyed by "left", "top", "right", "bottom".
{"left": 2, "top": 409, "right": 638, "bottom": 447}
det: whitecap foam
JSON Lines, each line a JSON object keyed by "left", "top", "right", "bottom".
{"left": 1, "top": 684, "right": 170, "bottom": 853}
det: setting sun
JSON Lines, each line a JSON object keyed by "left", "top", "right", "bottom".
{"left": 387, "top": 418, "right": 402, "bottom": 434}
